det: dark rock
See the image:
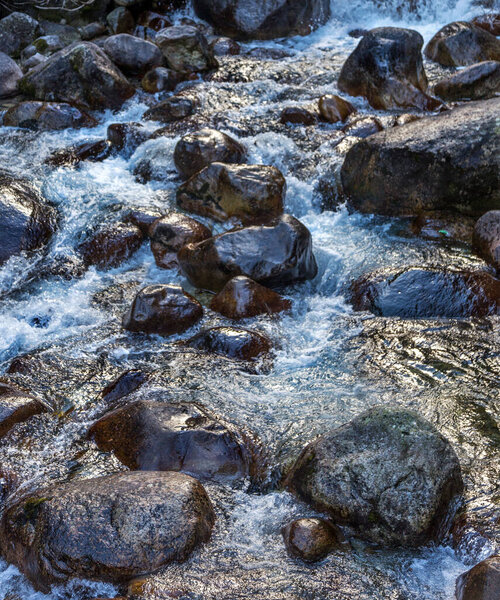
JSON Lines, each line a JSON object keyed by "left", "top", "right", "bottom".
{"left": 473, "top": 211, "right": 500, "bottom": 272}
{"left": 46, "top": 140, "right": 112, "bottom": 167}
{"left": 280, "top": 106, "right": 317, "bottom": 125}
{"left": 285, "top": 406, "right": 463, "bottom": 546}
{"left": 425, "top": 21, "right": 500, "bottom": 66}
{"left": 245, "top": 46, "right": 292, "bottom": 60}
{"left": 79, "top": 22, "right": 107, "bottom": 41}
{"left": 341, "top": 98, "right": 500, "bottom": 217}
{"left": 0, "top": 12, "right": 40, "bottom": 57}
{"left": 102, "top": 34, "right": 163, "bottom": 75}
{"left": 342, "top": 116, "right": 383, "bottom": 138}
{"left": 282, "top": 518, "right": 345, "bottom": 562}
{"left": 348, "top": 28, "right": 368, "bottom": 38}
{"left": 0, "top": 383, "right": 47, "bottom": 438}
{"left": 186, "top": 326, "right": 271, "bottom": 361}
{"left": 174, "top": 128, "right": 246, "bottom": 179}
{"left": 123, "top": 284, "right": 203, "bottom": 336}
{"left": 77, "top": 222, "right": 143, "bottom": 269}
{"left": 44, "top": 253, "right": 86, "bottom": 280}
{"left": 318, "top": 94, "right": 355, "bottom": 123}
{"left": 349, "top": 267, "right": 500, "bottom": 318}
{"left": 125, "top": 208, "right": 163, "bottom": 236}
{"left": 107, "top": 7, "right": 135, "bottom": 35}
{"left": 471, "top": 13, "right": 500, "bottom": 36}
{"left": 149, "top": 212, "right": 211, "bottom": 269}
{"left": 144, "top": 96, "right": 195, "bottom": 123}
{"left": 3, "top": 101, "right": 97, "bottom": 130}
{"left": 178, "top": 214, "right": 317, "bottom": 292}
{"left": 0, "top": 52, "right": 23, "bottom": 98}
{"left": 0, "top": 471, "right": 214, "bottom": 592}
{"left": 156, "top": 25, "right": 217, "bottom": 74}
{"left": 177, "top": 162, "right": 285, "bottom": 224}
{"left": 209, "top": 276, "right": 292, "bottom": 319}
{"left": 141, "top": 66, "right": 180, "bottom": 93}
{"left": 137, "top": 11, "right": 172, "bottom": 32}
{"left": 107, "top": 122, "right": 151, "bottom": 154}
{"left": 455, "top": 555, "right": 500, "bottom": 600}
{"left": 434, "top": 60, "right": 500, "bottom": 101}
{"left": 99, "top": 370, "right": 149, "bottom": 405}
{"left": 31, "top": 35, "right": 64, "bottom": 56}
{"left": 210, "top": 36, "right": 241, "bottom": 56}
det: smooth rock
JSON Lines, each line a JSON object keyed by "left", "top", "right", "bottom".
{"left": 107, "top": 122, "right": 152, "bottom": 155}
{"left": 3, "top": 101, "right": 97, "bottom": 130}
{"left": 144, "top": 96, "right": 195, "bottom": 123}
{"left": 0, "top": 52, "right": 23, "bottom": 98}
{"left": 434, "top": 60, "right": 500, "bottom": 101}
{"left": 280, "top": 106, "right": 317, "bottom": 125}
{"left": 342, "top": 116, "right": 383, "bottom": 138}
{"left": 0, "top": 383, "right": 47, "bottom": 438}
{"left": 77, "top": 222, "right": 143, "bottom": 269}
{"left": 186, "top": 326, "right": 271, "bottom": 361}
{"left": 156, "top": 25, "right": 217, "bottom": 73}
{"left": 210, "top": 36, "right": 241, "bottom": 56}
{"left": 473, "top": 211, "right": 500, "bottom": 272}
{"left": 79, "top": 22, "right": 107, "bottom": 41}
{"left": 102, "top": 34, "right": 163, "bottom": 75}
{"left": 46, "top": 140, "right": 112, "bottom": 167}
{"left": 282, "top": 518, "right": 345, "bottom": 562}
{"left": 141, "top": 66, "right": 180, "bottom": 93}
{"left": 455, "top": 555, "right": 500, "bottom": 600}
{"left": 318, "top": 94, "right": 355, "bottom": 123}
{"left": 471, "top": 13, "right": 500, "bottom": 36}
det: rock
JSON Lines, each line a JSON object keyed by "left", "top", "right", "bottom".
{"left": 149, "top": 212, "right": 211, "bottom": 269}
{"left": 99, "top": 370, "right": 149, "bottom": 405}
{"left": 455, "top": 555, "right": 500, "bottom": 600}
{"left": 19, "top": 42, "right": 135, "bottom": 110}
{"left": 341, "top": 98, "right": 500, "bottom": 217}
{"left": 137, "top": 11, "right": 172, "bottom": 32}
{"left": 102, "top": 34, "right": 163, "bottom": 75}
{"left": 144, "top": 96, "right": 195, "bottom": 123}
{"left": 280, "top": 106, "right": 317, "bottom": 125}
{"left": 471, "top": 13, "right": 500, "bottom": 36}
{"left": 89, "top": 399, "right": 262, "bottom": 482}
{"left": 210, "top": 36, "right": 241, "bottom": 56}
{"left": 349, "top": 267, "right": 500, "bottom": 318}
{"left": 0, "top": 12, "right": 40, "bottom": 57}
{"left": 209, "top": 275, "right": 291, "bottom": 318}
{"left": 342, "top": 116, "right": 383, "bottom": 138}
{"left": 77, "top": 222, "right": 143, "bottom": 269}
{"left": 473, "top": 211, "right": 500, "bottom": 272}
{"left": 282, "top": 518, "right": 345, "bottom": 562}
{"left": 318, "top": 94, "right": 355, "bottom": 123}
{"left": 285, "top": 406, "right": 463, "bottom": 546}
{"left": 107, "top": 7, "right": 135, "bottom": 35}
{"left": 434, "top": 61, "right": 500, "bottom": 101}
{"left": 178, "top": 214, "right": 317, "bottom": 292}
{"left": 156, "top": 25, "right": 217, "bottom": 73}
{"left": 43, "top": 253, "right": 86, "bottom": 280}
{"left": 79, "top": 22, "right": 107, "bottom": 41}
{"left": 3, "top": 101, "right": 97, "bottom": 131}
{"left": 125, "top": 208, "right": 163, "bottom": 236}
{"left": 177, "top": 162, "right": 285, "bottom": 224}
{"left": 174, "top": 128, "right": 246, "bottom": 179}
{"left": 31, "top": 35, "right": 64, "bottom": 56}
{"left": 107, "top": 122, "right": 151, "bottom": 154}
{"left": 186, "top": 326, "right": 271, "bottom": 361}
{"left": 425, "top": 22, "right": 500, "bottom": 66}
{"left": 0, "top": 471, "right": 214, "bottom": 592}
{"left": 338, "top": 27, "right": 442, "bottom": 111}
{"left": 141, "top": 66, "right": 180, "bottom": 93}
{"left": 23, "top": 53, "right": 46, "bottom": 70}
{"left": 192, "top": 0, "right": 331, "bottom": 40}
{"left": 0, "top": 52, "right": 23, "bottom": 98}
{"left": 0, "top": 173, "right": 56, "bottom": 266}
{"left": 123, "top": 284, "right": 203, "bottom": 336}
{"left": 46, "top": 140, "right": 112, "bottom": 167}
{"left": 393, "top": 113, "right": 422, "bottom": 126}
{"left": 0, "top": 383, "right": 47, "bottom": 438}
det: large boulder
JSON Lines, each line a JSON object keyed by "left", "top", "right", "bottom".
{"left": 0, "top": 12, "right": 39, "bottom": 57}
{"left": 455, "top": 555, "right": 500, "bottom": 600}
{"left": 155, "top": 25, "right": 217, "bottom": 74}
{"left": 473, "top": 211, "right": 500, "bottom": 272}
{"left": 3, "top": 101, "right": 97, "bottom": 130}
{"left": 178, "top": 214, "right": 317, "bottom": 292}
{"left": 285, "top": 406, "right": 463, "bottom": 547}
{"left": 177, "top": 162, "right": 285, "bottom": 224}
{"left": 341, "top": 98, "right": 500, "bottom": 217}
{"left": 19, "top": 42, "right": 135, "bottom": 110}
{"left": 434, "top": 61, "right": 500, "bottom": 101}
{"left": 0, "top": 382, "right": 47, "bottom": 438}
{"left": 192, "top": 0, "right": 331, "bottom": 40}
{"left": 425, "top": 22, "right": 500, "bottom": 66}
{"left": 0, "top": 52, "right": 22, "bottom": 98}
{"left": 102, "top": 34, "right": 163, "bottom": 75}
{"left": 338, "top": 27, "right": 442, "bottom": 111}
{"left": 0, "top": 471, "right": 214, "bottom": 592}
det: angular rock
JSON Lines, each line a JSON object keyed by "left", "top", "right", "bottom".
{"left": 342, "top": 116, "right": 383, "bottom": 138}
{"left": 102, "top": 34, "right": 163, "bottom": 75}
{"left": 434, "top": 61, "right": 500, "bottom": 101}
{"left": 282, "top": 518, "right": 345, "bottom": 562}
{"left": 0, "top": 12, "right": 40, "bottom": 57}
{"left": 141, "top": 66, "right": 180, "bottom": 93}
{"left": 0, "top": 471, "right": 214, "bottom": 592}
{"left": 178, "top": 214, "right": 317, "bottom": 292}
{"left": 177, "top": 162, "right": 285, "bottom": 224}
{"left": 341, "top": 98, "right": 500, "bottom": 217}
{"left": 46, "top": 140, "right": 112, "bottom": 167}
{"left": 473, "top": 211, "right": 500, "bottom": 272}
{"left": 280, "top": 107, "right": 317, "bottom": 125}
{"left": 186, "top": 326, "right": 271, "bottom": 361}
{"left": 156, "top": 25, "right": 217, "bottom": 73}
{"left": 471, "top": 13, "right": 500, "bottom": 36}
{"left": 0, "top": 383, "right": 47, "bottom": 438}
{"left": 99, "top": 370, "right": 149, "bottom": 405}
{"left": 3, "top": 101, "right": 97, "bottom": 131}
{"left": 318, "top": 94, "right": 355, "bottom": 123}
{"left": 107, "top": 6, "right": 135, "bottom": 35}
{"left": 455, "top": 555, "right": 500, "bottom": 600}
{"left": 0, "top": 52, "right": 23, "bottom": 98}
{"left": 286, "top": 406, "right": 463, "bottom": 546}
{"left": 77, "top": 222, "right": 143, "bottom": 269}
{"left": 144, "top": 96, "right": 195, "bottom": 123}
{"left": 79, "top": 22, "right": 107, "bottom": 41}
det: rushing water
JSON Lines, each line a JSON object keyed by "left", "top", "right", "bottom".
{"left": 0, "top": 0, "right": 499, "bottom": 598}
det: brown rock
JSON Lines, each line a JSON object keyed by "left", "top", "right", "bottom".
{"left": 107, "top": 6, "right": 134, "bottom": 35}
{"left": 156, "top": 25, "right": 217, "bottom": 74}
{"left": 0, "top": 383, "right": 47, "bottom": 438}
{"left": 318, "top": 94, "right": 355, "bottom": 123}
{"left": 434, "top": 61, "right": 500, "bottom": 101}
{"left": 125, "top": 208, "right": 163, "bottom": 236}
{"left": 137, "top": 10, "right": 172, "bottom": 32}
{"left": 107, "top": 122, "right": 151, "bottom": 155}
{"left": 144, "top": 96, "right": 195, "bottom": 123}
{"left": 473, "top": 210, "right": 500, "bottom": 272}
{"left": 77, "top": 222, "right": 143, "bottom": 269}
{"left": 45, "top": 140, "right": 112, "bottom": 167}
{"left": 280, "top": 106, "right": 317, "bottom": 125}
{"left": 99, "top": 370, "right": 149, "bottom": 405}
{"left": 186, "top": 326, "right": 271, "bottom": 361}
{"left": 455, "top": 555, "right": 500, "bottom": 600}
{"left": 471, "top": 13, "right": 500, "bottom": 36}
{"left": 282, "top": 518, "right": 345, "bottom": 562}
{"left": 343, "top": 116, "right": 383, "bottom": 138}
{"left": 141, "top": 66, "right": 181, "bottom": 93}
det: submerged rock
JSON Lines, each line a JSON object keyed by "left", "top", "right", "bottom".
{"left": 102, "top": 34, "right": 163, "bottom": 75}
{"left": 156, "top": 25, "right": 217, "bottom": 74}
{"left": 285, "top": 406, "right": 463, "bottom": 546}
{"left": 0, "top": 52, "right": 23, "bottom": 98}
{"left": 77, "top": 222, "right": 144, "bottom": 269}
{"left": 455, "top": 555, "right": 500, "bottom": 600}
{"left": 473, "top": 211, "right": 500, "bottom": 272}
{"left": 282, "top": 518, "right": 345, "bottom": 562}
{"left": 434, "top": 61, "right": 500, "bottom": 101}
{"left": 0, "top": 383, "right": 47, "bottom": 438}
{"left": 186, "top": 326, "right": 271, "bottom": 361}
{"left": 0, "top": 471, "right": 215, "bottom": 591}
{"left": 3, "top": 101, "right": 97, "bottom": 131}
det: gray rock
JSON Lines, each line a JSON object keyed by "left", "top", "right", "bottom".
{"left": 107, "top": 6, "right": 135, "bottom": 35}
{"left": 0, "top": 52, "right": 23, "bottom": 98}
{"left": 102, "top": 33, "right": 163, "bottom": 75}
{"left": 144, "top": 96, "right": 195, "bottom": 123}
{"left": 434, "top": 60, "right": 500, "bottom": 101}
{"left": 3, "top": 101, "right": 97, "bottom": 131}
{"left": 473, "top": 211, "right": 500, "bottom": 272}
{"left": 0, "top": 382, "right": 47, "bottom": 439}
{"left": 0, "top": 12, "right": 40, "bottom": 57}
{"left": 79, "top": 22, "right": 107, "bottom": 41}
{"left": 156, "top": 25, "right": 217, "bottom": 73}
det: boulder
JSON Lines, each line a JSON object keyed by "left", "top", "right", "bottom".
{"left": 0, "top": 383, "right": 47, "bottom": 438}
{"left": 102, "top": 34, "right": 163, "bottom": 75}
{"left": 144, "top": 96, "right": 195, "bottom": 123}
{"left": 177, "top": 162, "right": 285, "bottom": 224}
{"left": 425, "top": 22, "right": 500, "bottom": 66}
{"left": 137, "top": 11, "right": 172, "bottom": 32}
{"left": 455, "top": 555, "right": 500, "bottom": 600}
{"left": 473, "top": 211, "right": 500, "bottom": 272}
{"left": 0, "top": 52, "right": 23, "bottom": 98}
{"left": 156, "top": 25, "right": 217, "bottom": 73}
{"left": 318, "top": 94, "right": 355, "bottom": 123}
{"left": 209, "top": 276, "right": 291, "bottom": 318}
{"left": 282, "top": 518, "right": 345, "bottom": 562}
{"left": 107, "top": 6, "right": 135, "bottom": 35}
{"left": 19, "top": 42, "right": 135, "bottom": 110}
{"left": 31, "top": 35, "right": 64, "bottom": 56}
{"left": 174, "top": 128, "right": 246, "bottom": 179}
{"left": 186, "top": 326, "right": 271, "bottom": 361}
{"left": 192, "top": 0, "right": 330, "bottom": 40}
{"left": 349, "top": 267, "right": 500, "bottom": 318}
{"left": 125, "top": 208, "right": 162, "bottom": 236}
{"left": 0, "top": 471, "right": 214, "bottom": 592}
{"left": 77, "top": 222, "right": 144, "bottom": 269}
{"left": 123, "top": 284, "right": 203, "bottom": 336}
{"left": 148, "top": 212, "right": 211, "bottom": 269}
{"left": 280, "top": 107, "right": 317, "bottom": 125}
{"left": 3, "top": 101, "right": 97, "bottom": 131}
{"left": 342, "top": 116, "right": 383, "bottom": 138}
{"left": 471, "top": 13, "right": 500, "bottom": 36}
{"left": 434, "top": 61, "right": 500, "bottom": 101}
{"left": 107, "top": 122, "right": 152, "bottom": 155}
{"left": 0, "top": 12, "right": 39, "bottom": 57}
{"left": 285, "top": 406, "right": 463, "bottom": 546}
{"left": 141, "top": 66, "right": 181, "bottom": 93}
{"left": 178, "top": 214, "right": 317, "bottom": 292}
{"left": 341, "top": 98, "right": 500, "bottom": 217}
{"left": 80, "top": 22, "right": 107, "bottom": 41}
{"left": 338, "top": 27, "right": 442, "bottom": 111}
{"left": 46, "top": 140, "right": 112, "bottom": 167}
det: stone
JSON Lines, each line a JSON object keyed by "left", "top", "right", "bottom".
{"left": 280, "top": 106, "right": 317, "bottom": 125}
{"left": 45, "top": 140, "right": 113, "bottom": 167}
{"left": 107, "top": 7, "right": 135, "bottom": 35}
{"left": 79, "top": 22, "right": 107, "bottom": 41}
{"left": 3, "top": 101, "right": 97, "bottom": 130}
{"left": 0, "top": 383, "right": 47, "bottom": 438}
{"left": 177, "top": 162, "right": 285, "bottom": 224}
{"left": 318, "top": 94, "right": 355, "bottom": 123}
{"left": 125, "top": 208, "right": 162, "bottom": 236}
{"left": 282, "top": 518, "right": 345, "bottom": 562}
{"left": 178, "top": 214, "right": 317, "bottom": 292}
{"left": 102, "top": 34, "right": 163, "bottom": 75}
{"left": 107, "top": 122, "right": 151, "bottom": 155}
{"left": 156, "top": 25, "right": 217, "bottom": 73}
{"left": 99, "top": 370, "right": 149, "bottom": 405}
{"left": 210, "top": 36, "right": 241, "bottom": 56}
{"left": 0, "top": 52, "right": 23, "bottom": 98}
{"left": 434, "top": 61, "right": 500, "bottom": 101}
{"left": 123, "top": 284, "right": 203, "bottom": 336}
{"left": 23, "top": 53, "right": 46, "bottom": 70}
{"left": 144, "top": 96, "right": 195, "bottom": 123}
{"left": 0, "top": 12, "right": 40, "bottom": 57}
{"left": 137, "top": 11, "right": 172, "bottom": 32}
{"left": 32, "top": 35, "right": 64, "bottom": 56}
{"left": 471, "top": 13, "right": 500, "bottom": 36}
{"left": 473, "top": 211, "right": 500, "bottom": 272}
{"left": 186, "top": 326, "right": 271, "bottom": 361}
{"left": 141, "top": 66, "right": 180, "bottom": 93}
{"left": 455, "top": 555, "right": 500, "bottom": 600}
{"left": 285, "top": 406, "right": 463, "bottom": 546}
{"left": 342, "top": 116, "right": 383, "bottom": 138}
{"left": 77, "top": 222, "right": 143, "bottom": 269}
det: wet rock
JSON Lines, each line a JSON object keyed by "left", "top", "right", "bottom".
{"left": 174, "top": 128, "right": 246, "bottom": 179}
{"left": 186, "top": 326, "right": 271, "bottom": 361}
{"left": 137, "top": 11, "right": 172, "bottom": 32}
{"left": 144, "top": 96, "right": 195, "bottom": 123}
{"left": 209, "top": 276, "right": 291, "bottom": 318}
{"left": 338, "top": 27, "right": 442, "bottom": 111}
{"left": 79, "top": 22, "right": 107, "bottom": 41}
{"left": 192, "top": 0, "right": 330, "bottom": 41}
{"left": 102, "top": 34, "right": 163, "bottom": 75}
{"left": 46, "top": 140, "right": 113, "bottom": 167}
{"left": 178, "top": 214, "right": 317, "bottom": 292}
{"left": 107, "top": 122, "right": 151, "bottom": 154}
{"left": 149, "top": 212, "right": 211, "bottom": 269}
{"left": 125, "top": 208, "right": 163, "bottom": 236}
{"left": 342, "top": 116, "right": 383, "bottom": 138}
{"left": 341, "top": 97, "right": 500, "bottom": 217}
{"left": 177, "top": 162, "right": 285, "bottom": 224}
{"left": 156, "top": 25, "right": 217, "bottom": 74}
{"left": 245, "top": 46, "right": 292, "bottom": 60}
{"left": 89, "top": 399, "right": 263, "bottom": 482}
{"left": 77, "top": 222, "right": 143, "bottom": 269}
{"left": 0, "top": 12, "right": 40, "bottom": 57}
{"left": 282, "top": 518, "right": 345, "bottom": 562}
{"left": 425, "top": 22, "right": 500, "bottom": 66}
{"left": 455, "top": 555, "right": 500, "bottom": 600}
{"left": 107, "top": 6, "right": 135, "bottom": 35}
{"left": 285, "top": 406, "right": 463, "bottom": 547}
{"left": 0, "top": 471, "right": 215, "bottom": 592}
{"left": 43, "top": 253, "right": 87, "bottom": 280}
{"left": 0, "top": 52, "right": 23, "bottom": 98}
{"left": 349, "top": 267, "right": 500, "bottom": 318}
{"left": 99, "top": 370, "right": 149, "bottom": 405}
{"left": 473, "top": 211, "right": 500, "bottom": 272}
{"left": 280, "top": 106, "right": 317, "bottom": 125}
{"left": 3, "top": 101, "right": 97, "bottom": 131}
{"left": 123, "top": 284, "right": 203, "bottom": 336}
{"left": 0, "top": 174, "right": 56, "bottom": 266}
{"left": 210, "top": 36, "right": 241, "bottom": 56}
{"left": 434, "top": 60, "right": 500, "bottom": 101}
{"left": 20, "top": 42, "right": 135, "bottom": 110}
{"left": 141, "top": 66, "right": 180, "bottom": 93}
{"left": 0, "top": 383, "right": 47, "bottom": 438}
{"left": 318, "top": 94, "right": 355, "bottom": 123}
{"left": 471, "top": 13, "right": 500, "bottom": 36}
